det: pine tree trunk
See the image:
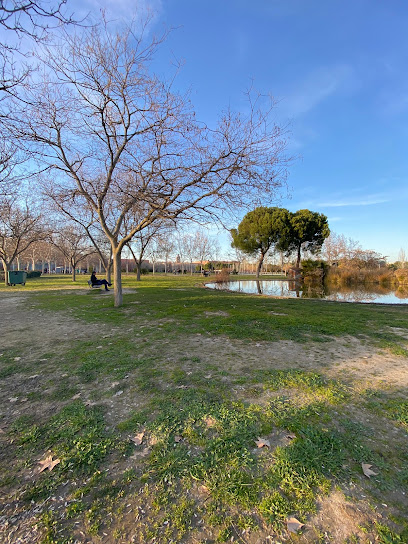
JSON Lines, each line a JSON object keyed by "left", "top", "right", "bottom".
{"left": 256, "top": 255, "right": 264, "bottom": 279}
{"left": 296, "top": 246, "right": 301, "bottom": 269}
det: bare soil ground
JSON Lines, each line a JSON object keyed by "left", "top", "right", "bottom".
{"left": 1, "top": 292, "right": 407, "bottom": 544}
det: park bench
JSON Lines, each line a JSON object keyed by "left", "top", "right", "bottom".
{"left": 88, "top": 279, "right": 104, "bottom": 289}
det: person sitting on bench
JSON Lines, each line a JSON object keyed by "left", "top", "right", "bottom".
{"left": 90, "top": 271, "right": 112, "bottom": 291}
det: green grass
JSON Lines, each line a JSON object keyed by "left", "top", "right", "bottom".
{"left": 364, "top": 390, "right": 408, "bottom": 428}
{"left": 9, "top": 273, "right": 407, "bottom": 345}
{"left": 1, "top": 273, "right": 408, "bottom": 543}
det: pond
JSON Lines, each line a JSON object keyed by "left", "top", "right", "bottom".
{"left": 206, "top": 279, "right": 408, "bottom": 304}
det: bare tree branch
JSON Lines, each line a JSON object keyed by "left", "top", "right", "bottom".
{"left": 9, "top": 19, "right": 291, "bottom": 305}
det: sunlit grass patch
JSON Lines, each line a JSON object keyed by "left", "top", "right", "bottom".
{"left": 364, "top": 390, "right": 408, "bottom": 428}
{"left": 26, "top": 273, "right": 408, "bottom": 346}
{"left": 119, "top": 388, "right": 351, "bottom": 535}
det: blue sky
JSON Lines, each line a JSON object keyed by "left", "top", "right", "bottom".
{"left": 150, "top": 0, "right": 408, "bottom": 262}
{"left": 97, "top": 0, "right": 408, "bottom": 261}
{"left": 6, "top": 0, "right": 408, "bottom": 261}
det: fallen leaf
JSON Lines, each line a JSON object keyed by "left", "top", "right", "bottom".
{"left": 199, "top": 485, "right": 210, "bottom": 494}
{"left": 131, "top": 431, "right": 145, "bottom": 446}
{"left": 9, "top": 397, "right": 18, "bottom": 403}
{"left": 149, "top": 436, "right": 158, "bottom": 446}
{"left": 286, "top": 517, "right": 305, "bottom": 533}
{"left": 362, "top": 463, "right": 378, "bottom": 478}
{"left": 255, "top": 437, "right": 271, "bottom": 448}
{"left": 286, "top": 433, "right": 296, "bottom": 440}
{"left": 203, "top": 416, "right": 217, "bottom": 428}
{"left": 14, "top": 357, "right": 21, "bottom": 361}
{"left": 72, "top": 393, "right": 81, "bottom": 400}
{"left": 174, "top": 435, "right": 182, "bottom": 443}
{"left": 38, "top": 455, "right": 60, "bottom": 473}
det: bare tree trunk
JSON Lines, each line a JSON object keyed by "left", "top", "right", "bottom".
{"left": 105, "top": 261, "right": 112, "bottom": 284}
{"left": 2, "top": 259, "right": 9, "bottom": 286}
{"left": 113, "top": 250, "right": 123, "bottom": 307}
{"left": 71, "top": 260, "right": 76, "bottom": 282}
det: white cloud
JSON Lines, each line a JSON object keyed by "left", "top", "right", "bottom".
{"left": 292, "top": 191, "right": 397, "bottom": 211}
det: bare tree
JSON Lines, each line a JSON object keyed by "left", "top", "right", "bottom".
{"left": 193, "top": 230, "right": 213, "bottom": 272}
{"left": 147, "top": 237, "right": 161, "bottom": 274}
{"left": 40, "top": 183, "right": 115, "bottom": 280}
{"left": 0, "top": 0, "right": 79, "bottom": 93}
{"left": 321, "top": 233, "right": 357, "bottom": 265}
{"left": 398, "top": 248, "right": 406, "bottom": 268}
{"left": 157, "top": 234, "right": 175, "bottom": 274}
{"left": 0, "top": 198, "right": 43, "bottom": 284}
{"left": 126, "top": 220, "right": 172, "bottom": 280}
{"left": 10, "top": 20, "right": 289, "bottom": 306}
{"left": 49, "top": 224, "right": 94, "bottom": 281}
{"left": 228, "top": 244, "right": 247, "bottom": 274}
{"left": 180, "top": 232, "right": 198, "bottom": 275}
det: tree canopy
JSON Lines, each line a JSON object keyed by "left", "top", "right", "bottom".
{"left": 286, "top": 209, "right": 330, "bottom": 268}
{"left": 231, "top": 206, "right": 291, "bottom": 277}
{"left": 231, "top": 207, "right": 330, "bottom": 275}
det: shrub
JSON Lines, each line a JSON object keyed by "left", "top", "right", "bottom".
{"left": 395, "top": 269, "right": 408, "bottom": 285}
{"left": 327, "top": 267, "right": 395, "bottom": 286}
{"left": 301, "top": 259, "right": 328, "bottom": 283}
{"left": 27, "top": 271, "right": 42, "bottom": 278}
{"left": 214, "top": 269, "right": 230, "bottom": 283}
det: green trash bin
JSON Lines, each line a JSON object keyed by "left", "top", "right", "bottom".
{"left": 8, "top": 270, "right": 28, "bottom": 286}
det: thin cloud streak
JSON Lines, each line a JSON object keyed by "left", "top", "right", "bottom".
{"left": 292, "top": 193, "right": 394, "bottom": 210}
{"left": 318, "top": 196, "right": 391, "bottom": 207}
{"left": 279, "top": 63, "right": 357, "bottom": 118}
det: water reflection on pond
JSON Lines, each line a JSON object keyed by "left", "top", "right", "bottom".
{"left": 206, "top": 280, "right": 408, "bottom": 304}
